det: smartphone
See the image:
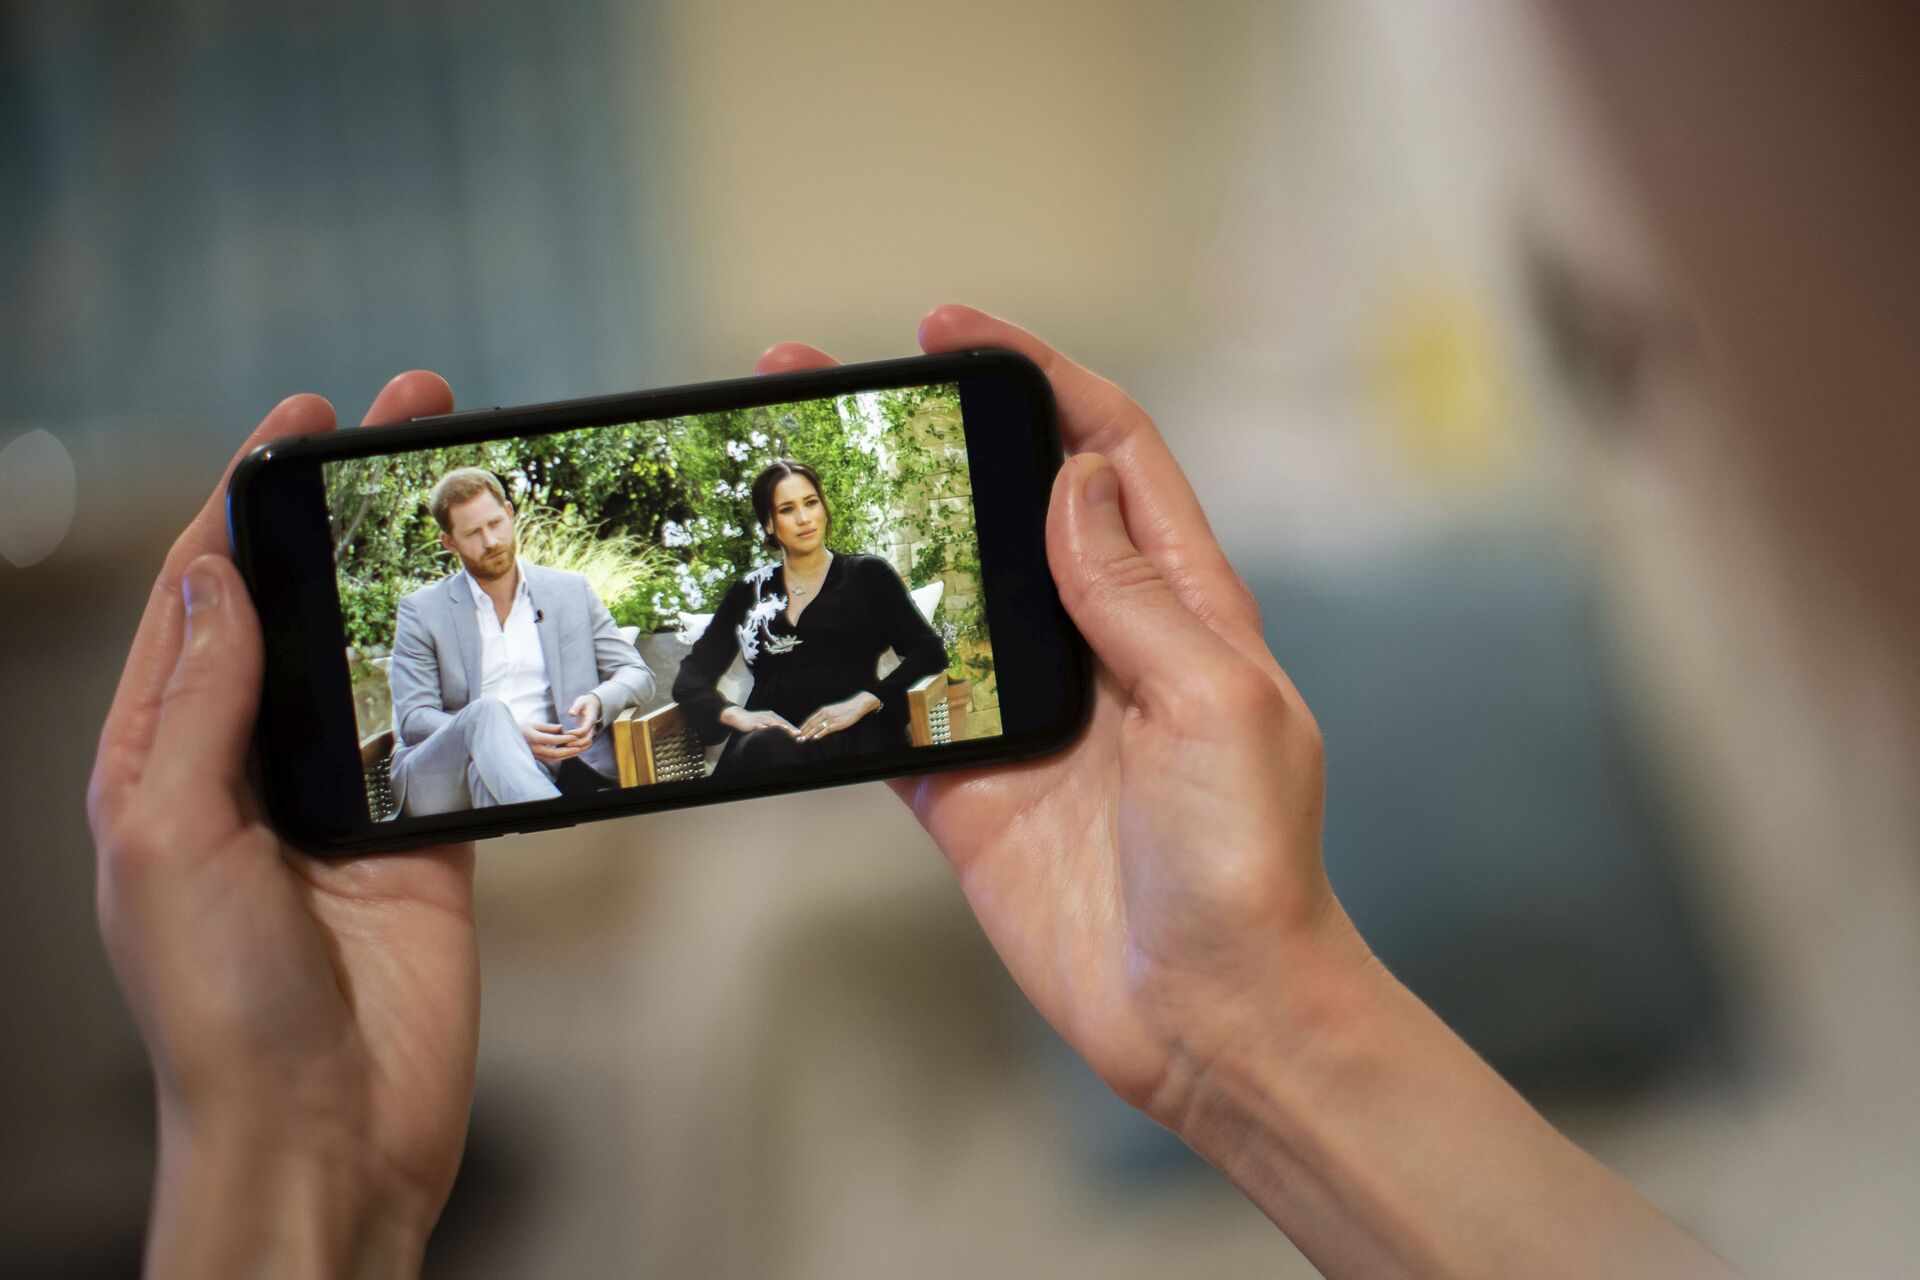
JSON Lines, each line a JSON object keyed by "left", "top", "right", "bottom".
{"left": 229, "top": 348, "right": 1089, "bottom": 855}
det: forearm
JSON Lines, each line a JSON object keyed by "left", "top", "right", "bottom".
{"left": 146, "top": 1111, "right": 433, "bottom": 1280}
{"left": 591, "top": 666, "right": 653, "bottom": 724}
{"left": 1168, "top": 924, "right": 1732, "bottom": 1280}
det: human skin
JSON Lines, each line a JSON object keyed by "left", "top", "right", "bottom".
{"left": 755, "top": 304, "right": 1736, "bottom": 1279}
{"left": 763, "top": 471, "right": 883, "bottom": 740}
{"left": 88, "top": 373, "right": 478, "bottom": 1279}
{"left": 92, "top": 310, "right": 1732, "bottom": 1278}
{"left": 436, "top": 488, "right": 594, "bottom": 758}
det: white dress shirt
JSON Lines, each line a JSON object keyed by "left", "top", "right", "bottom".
{"left": 467, "top": 566, "right": 557, "bottom": 728}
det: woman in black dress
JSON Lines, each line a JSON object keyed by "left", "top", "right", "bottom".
{"left": 672, "top": 460, "right": 949, "bottom": 774}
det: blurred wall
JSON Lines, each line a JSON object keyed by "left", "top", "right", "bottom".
{"left": 5, "top": 2, "right": 1920, "bottom": 1278}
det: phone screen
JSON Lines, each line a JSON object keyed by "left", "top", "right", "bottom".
{"left": 234, "top": 352, "right": 1083, "bottom": 851}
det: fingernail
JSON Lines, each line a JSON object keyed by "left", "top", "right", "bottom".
{"left": 918, "top": 315, "right": 931, "bottom": 349}
{"left": 182, "top": 560, "right": 222, "bottom": 617}
{"left": 1083, "top": 459, "right": 1119, "bottom": 509}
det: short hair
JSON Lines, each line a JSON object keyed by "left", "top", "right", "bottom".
{"left": 429, "top": 467, "right": 511, "bottom": 532}
{"left": 749, "top": 460, "right": 830, "bottom": 548}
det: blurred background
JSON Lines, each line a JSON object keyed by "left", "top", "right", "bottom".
{"left": 4, "top": 1, "right": 1918, "bottom": 1276}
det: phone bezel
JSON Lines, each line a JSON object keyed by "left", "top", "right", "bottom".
{"left": 228, "top": 348, "right": 1089, "bottom": 855}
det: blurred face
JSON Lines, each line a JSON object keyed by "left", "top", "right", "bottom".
{"left": 766, "top": 473, "right": 825, "bottom": 556}
{"left": 440, "top": 490, "right": 517, "bottom": 582}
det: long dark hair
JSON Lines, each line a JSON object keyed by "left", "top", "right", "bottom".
{"left": 749, "top": 459, "right": 830, "bottom": 549}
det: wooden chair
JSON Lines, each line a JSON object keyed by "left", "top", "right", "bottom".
{"left": 360, "top": 728, "right": 398, "bottom": 820}
{"left": 612, "top": 672, "right": 957, "bottom": 788}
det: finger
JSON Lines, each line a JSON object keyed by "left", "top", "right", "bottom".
{"left": 361, "top": 369, "right": 454, "bottom": 427}
{"left": 917, "top": 302, "right": 1264, "bottom": 649}
{"left": 138, "top": 557, "right": 264, "bottom": 821}
{"left": 1047, "top": 454, "right": 1265, "bottom": 720}
{"left": 754, "top": 342, "right": 841, "bottom": 375}
{"left": 174, "top": 393, "right": 340, "bottom": 574}
{"left": 91, "top": 394, "right": 339, "bottom": 837}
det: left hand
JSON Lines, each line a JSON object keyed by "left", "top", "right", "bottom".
{"left": 797, "top": 692, "right": 882, "bottom": 741}
{"left": 566, "top": 693, "right": 603, "bottom": 748}
{"left": 88, "top": 372, "right": 480, "bottom": 1278}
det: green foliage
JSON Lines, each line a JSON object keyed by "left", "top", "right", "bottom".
{"left": 324, "top": 387, "right": 986, "bottom": 680}
{"left": 512, "top": 507, "right": 677, "bottom": 626}
{"left": 874, "top": 386, "right": 994, "bottom": 683}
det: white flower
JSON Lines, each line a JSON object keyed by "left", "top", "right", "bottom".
{"left": 749, "top": 430, "right": 768, "bottom": 448}
{"left": 725, "top": 440, "right": 750, "bottom": 461}
{"left": 722, "top": 522, "right": 742, "bottom": 538}
{"left": 661, "top": 520, "right": 692, "bottom": 548}
{"left": 713, "top": 478, "right": 735, "bottom": 499}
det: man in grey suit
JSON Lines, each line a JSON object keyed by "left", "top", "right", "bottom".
{"left": 387, "top": 467, "right": 655, "bottom": 817}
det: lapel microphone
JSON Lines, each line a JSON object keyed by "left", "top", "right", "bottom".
{"left": 535, "top": 609, "right": 544, "bottom": 623}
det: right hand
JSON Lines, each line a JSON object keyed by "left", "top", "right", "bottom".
{"left": 720, "top": 706, "right": 803, "bottom": 738}
{"left": 521, "top": 720, "right": 585, "bottom": 763}
{"left": 757, "top": 308, "right": 1730, "bottom": 1280}
{"left": 756, "top": 306, "right": 1350, "bottom": 1124}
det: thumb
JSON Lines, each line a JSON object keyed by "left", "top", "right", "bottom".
{"left": 1047, "top": 455, "right": 1244, "bottom": 713}
{"left": 144, "top": 556, "right": 264, "bottom": 804}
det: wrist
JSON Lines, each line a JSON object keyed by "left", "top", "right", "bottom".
{"left": 148, "top": 1109, "right": 436, "bottom": 1280}
{"left": 1153, "top": 904, "right": 1726, "bottom": 1279}
{"left": 1149, "top": 901, "right": 1389, "bottom": 1163}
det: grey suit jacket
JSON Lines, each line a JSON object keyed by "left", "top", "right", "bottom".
{"left": 387, "top": 563, "right": 654, "bottom": 805}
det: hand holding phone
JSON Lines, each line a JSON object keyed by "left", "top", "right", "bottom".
{"left": 750, "top": 307, "right": 1722, "bottom": 1277}
{"left": 87, "top": 373, "right": 480, "bottom": 1276}
{"left": 757, "top": 308, "right": 1345, "bottom": 1129}
{"left": 230, "top": 342, "right": 1082, "bottom": 850}
{"left": 95, "top": 306, "right": 1716, "bottom": 1276}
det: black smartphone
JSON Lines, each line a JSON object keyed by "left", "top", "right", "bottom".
{"left": 229, "top": 348, "right": 1089, "bottom": 855}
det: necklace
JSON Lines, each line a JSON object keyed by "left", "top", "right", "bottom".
{"left": 786, "top": 552, "right": 831, "bottom": 597}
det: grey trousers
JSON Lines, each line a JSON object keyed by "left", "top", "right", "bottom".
{"left": 393, "top": 699, "right": 563, "bottom": 817}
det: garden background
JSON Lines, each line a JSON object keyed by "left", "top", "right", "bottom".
{"left": 323, "top": 383, "right": 1001, "bottom": 742}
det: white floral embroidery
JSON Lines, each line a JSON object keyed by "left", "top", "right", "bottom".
{"left": 736, "top": 565, "right": 799, "bottom": 666}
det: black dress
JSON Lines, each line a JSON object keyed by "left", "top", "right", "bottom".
{"left": 672, "top": 553, "right": 949, "bottom": 774}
